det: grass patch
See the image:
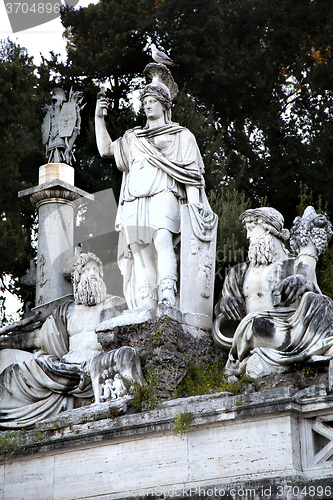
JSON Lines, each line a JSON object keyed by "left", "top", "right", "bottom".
{"left": 131, "top": 363, "right": 160, "bottom": 413}
{"left": 177, "top": 360, "right": 257, "bottom": 398}
{"left": 171, "top": 409, "right": 193, "bottom": 437}
{"left": 0, "top": 431, "right": 25, "bottom": 458}
{"left": 290, "top": 362, "right": 323, "bottom": 376}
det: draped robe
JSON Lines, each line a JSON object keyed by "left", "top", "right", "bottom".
{"left": 0, "top": 302, "right": 92, "bottom": 429}
{"left": 113, "top": 123, "right": 217, "bottom": 307}
{"left": 222, "top": 262, "right": 333, "bottom": 376}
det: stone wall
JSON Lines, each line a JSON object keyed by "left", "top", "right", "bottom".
{"left": 1, "top": 386, "right": 333, "bottom": 500}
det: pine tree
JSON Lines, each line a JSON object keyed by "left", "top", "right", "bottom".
{"left": 154, "top": 0, "right": 333, "bottom": 225}
{"left": 0, "top": 39, "right": 44, "bottom": 318}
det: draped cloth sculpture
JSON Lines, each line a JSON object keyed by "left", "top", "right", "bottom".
{"left": 0, "top": 301, "right": 82, "bottom": 428}
{"left": 114, "top": 122, "right": 217, "bottom": 309}
{"left": 213, "top": 207, "right": 333, "bottom": 378}
{"left": 0, "top": 253, "right": 144, "bottom": 429}
{"left": 95, "top": 63, "right": 217, "bottom": 311}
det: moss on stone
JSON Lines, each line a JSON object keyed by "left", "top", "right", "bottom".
{"left": 171, "top": 409, "right": 193, "bottom": 437}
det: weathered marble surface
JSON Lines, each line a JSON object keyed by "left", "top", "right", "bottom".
{"left": 97, "top": 315, "right": 219, "bottom": 400}
{"left": 1, "top": 387, "right": 333, "bottom": 500}
{"left": 97, "top": 302, "right": 213, "bottom": 330}
{"left": 214, "top": 207, "right": 333, "bottom": 378}
{"left": 0, "top": 253, "right": 140, "bottom": 429}
{"left": 80, "top": 347, "right": 146, "bottom": 404}
{"left": 18, "top": 164, "right": 93, "bottom": 305}
{"left": 38, "top": 163, "right": 74, "bottom": 185}
{"left": 42, "top": 88, "right": 85, "bottom": 165}
{"left": 179, "top": 204, "right": 217, "bottom": 320}
{"left": 95, "top": 62, "right": 217, "bottom": 314}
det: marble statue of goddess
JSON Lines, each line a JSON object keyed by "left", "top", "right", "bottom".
{"left": 95, "top": 64, "right": 216, "bottom": 310}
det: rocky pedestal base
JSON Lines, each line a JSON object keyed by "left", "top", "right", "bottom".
{"left": 97, "top": 312, "right": 220, "bottom": 400}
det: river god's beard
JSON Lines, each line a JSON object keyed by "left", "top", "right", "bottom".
{"left": 75, "top": 276, "right": 107, "bottom": 306}
{"left": 248, "top": 233, "right": 276, "bottom": 267}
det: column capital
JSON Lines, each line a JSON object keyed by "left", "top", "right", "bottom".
{"left": 18, "top": 179, "right": 94, "bottom": 207}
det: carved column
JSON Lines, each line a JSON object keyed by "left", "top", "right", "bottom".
{"left": 19, "top": 163, "right": 93, "bottom": 306}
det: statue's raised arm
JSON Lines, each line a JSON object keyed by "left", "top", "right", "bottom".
{"left": 95, "top": 90, "right": 114, "bottom": 158}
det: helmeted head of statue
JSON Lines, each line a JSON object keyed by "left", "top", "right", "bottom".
{"left": 140, "top": 83, "right": 172, "bottom": 123}
{"left": 140, "top": 63, "right": 179, "bottom": 125}
{"left": 140, "top": 83, "right": 172, "bottom": 109}
{"left": 51, "top": 88, "right": 66, "bottom": 106}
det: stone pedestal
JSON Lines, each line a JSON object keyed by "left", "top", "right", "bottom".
{"left": 97, "top": 313, "right": 220, "bottom": 400}
{"left": 18, "top": 163, "right": 93, "bottom": 306}
{"left": 1, "top": 386, "right": 333, "bottom": 500}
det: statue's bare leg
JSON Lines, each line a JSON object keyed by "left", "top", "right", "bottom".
{"left": 130, "top": 242, "right": 157, "bottom": 308}
{"left": 153, "top": 228, "right": 177, "bottom": 305}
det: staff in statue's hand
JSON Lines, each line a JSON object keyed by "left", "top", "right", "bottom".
{"left": 97, "top": 85, "right": 109, "bottom": 117}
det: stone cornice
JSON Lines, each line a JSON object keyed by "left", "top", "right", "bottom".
{"left": 18, "top": 179, "right": 94, "bottom": 207}
{"left": 1, "top": 385, "right": 333, "bottom": 461}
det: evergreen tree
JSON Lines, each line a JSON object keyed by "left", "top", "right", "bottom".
{"left": 59, "top": 0, "right": 150, "bottom": 108}
{"left": 208, "top": 188, "right": 250, "bottom": 301}
{"left": 171, "top": 90, "right": 227, "bottom": 193}
{"left": 41, "top": 0, "right": 157, "bottom": 200}
{"left": 2, "top": 0, "right": 333, "bottom": 312}
{"left": 155, "top": 0, "right": 333, "bottom": 225}
{"left": 53, "top": 0, "right": 333, "bottom": 226}
{"left": 0, "top": 39, "right": 45, "bottom": 319}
